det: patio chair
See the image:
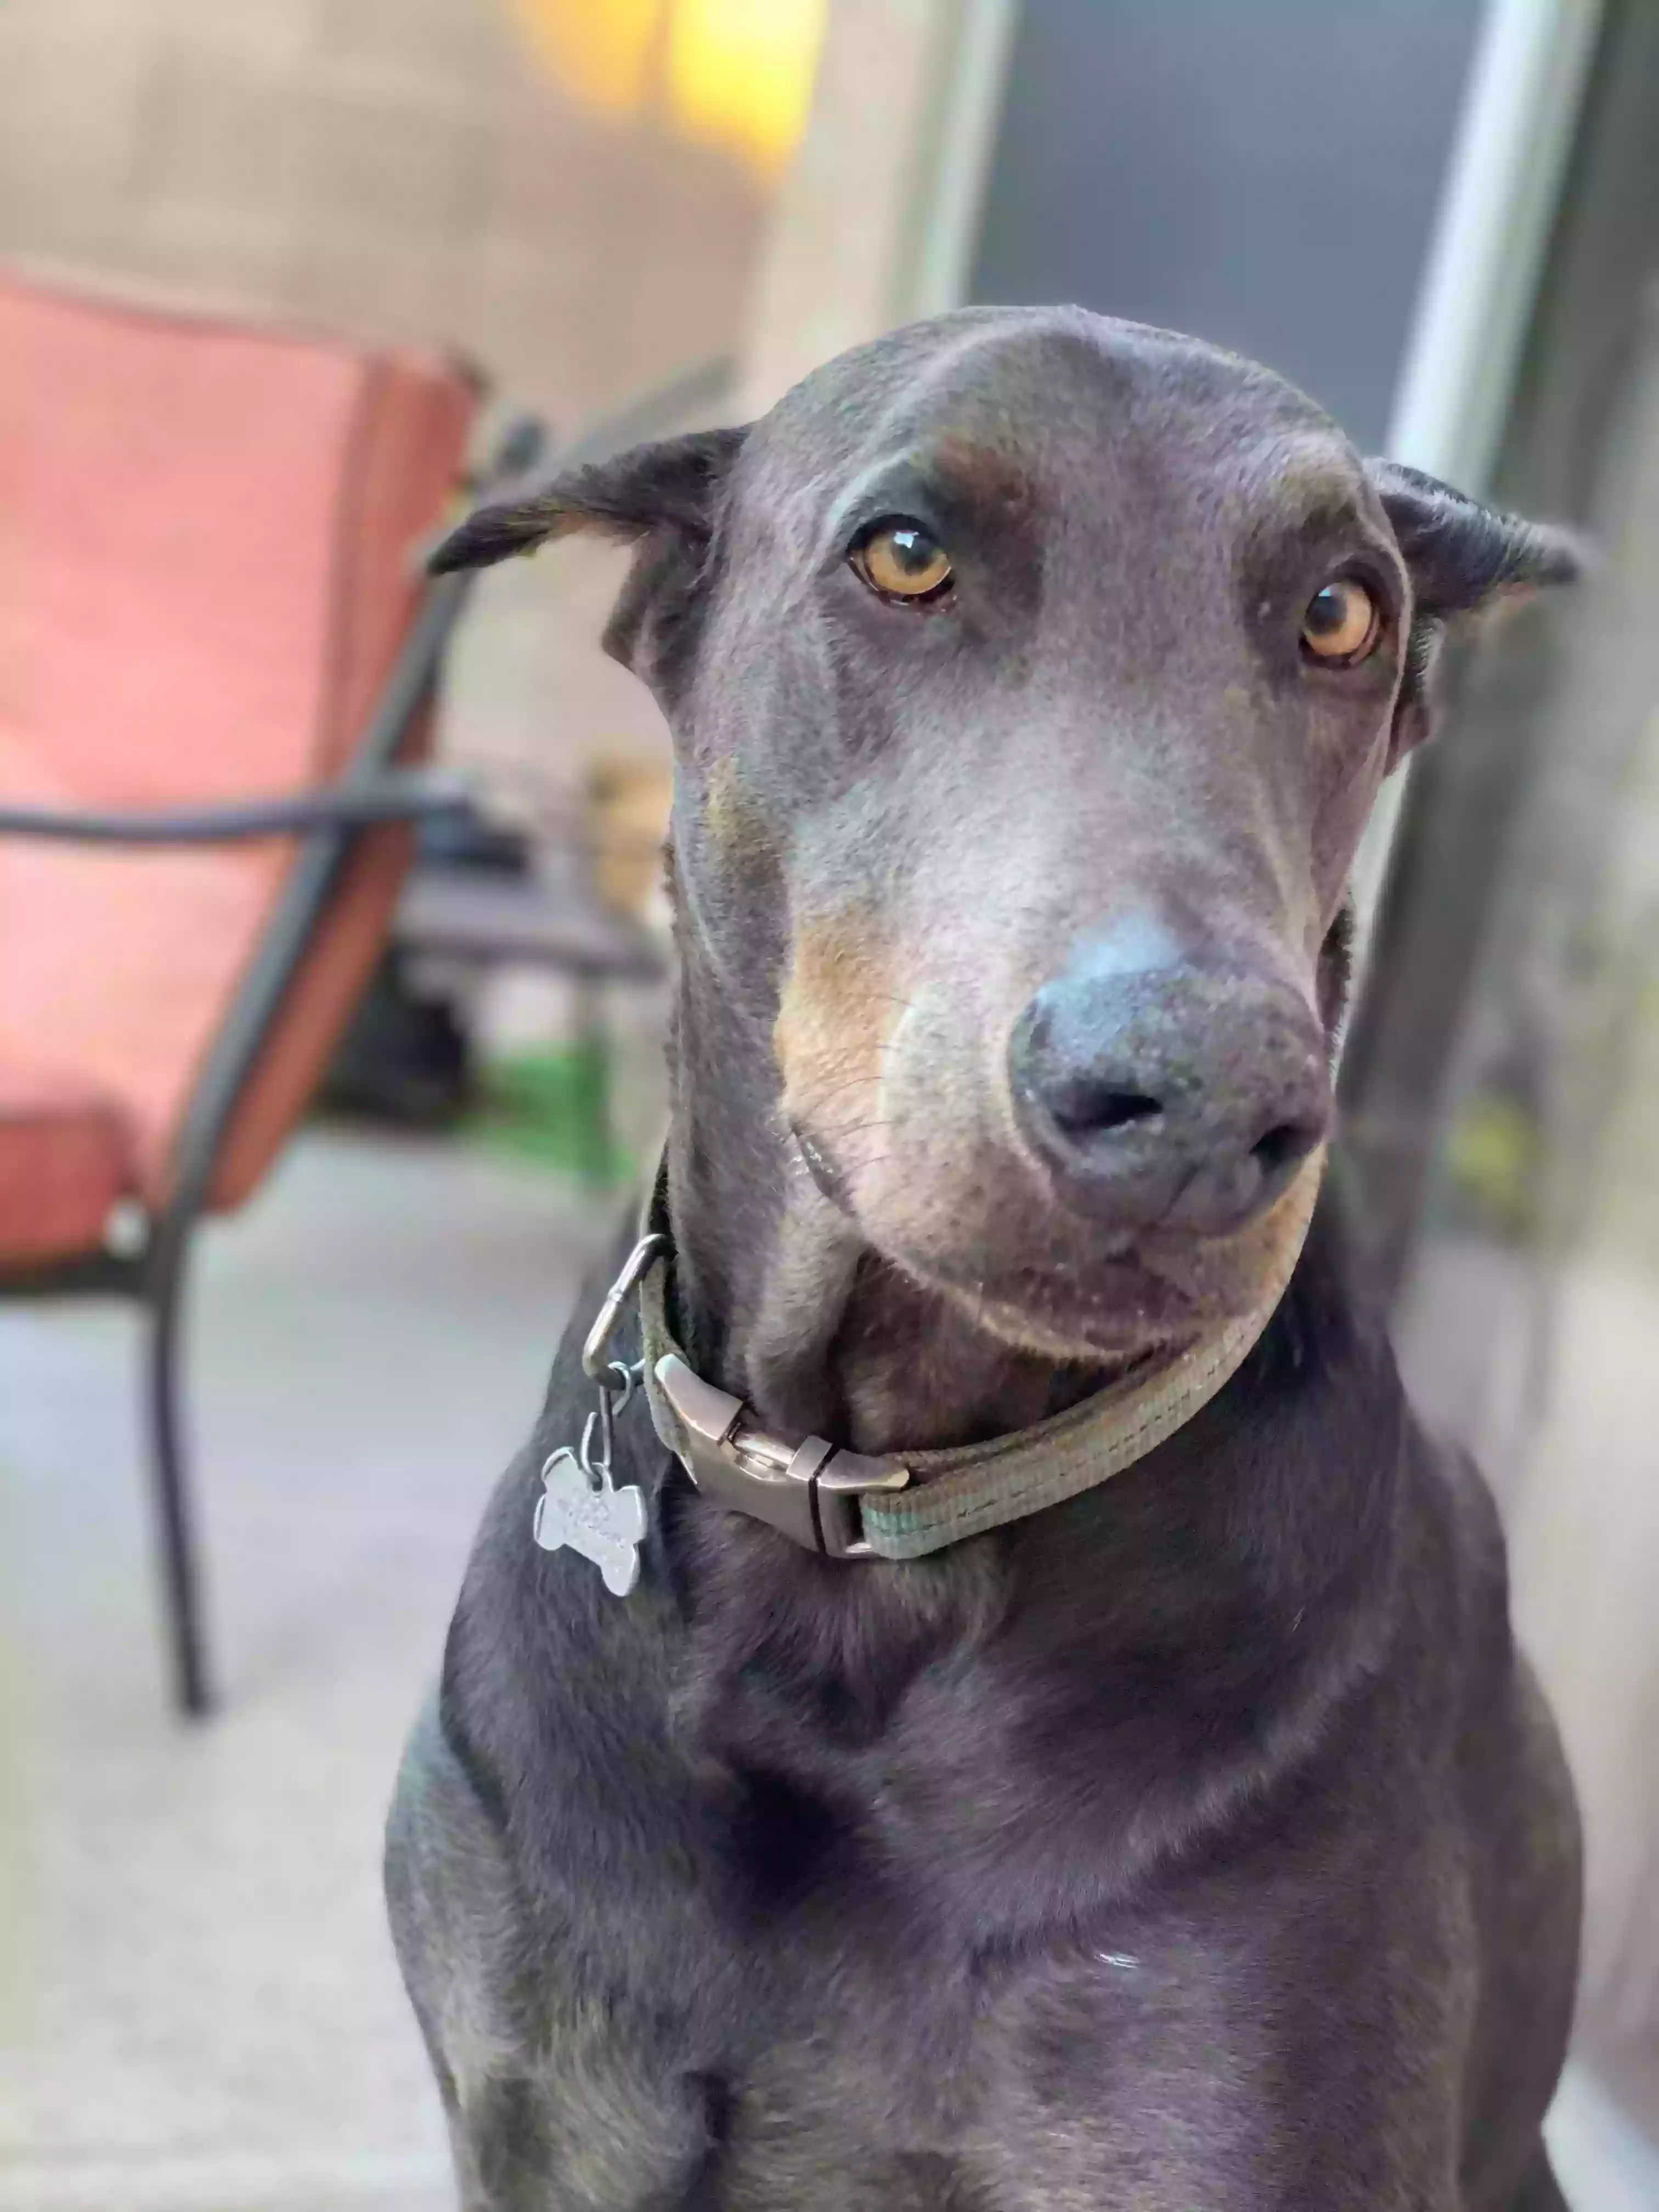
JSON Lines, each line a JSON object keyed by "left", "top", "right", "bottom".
{"left": 0, "top": 267, "right": 540, "bottom": 1717}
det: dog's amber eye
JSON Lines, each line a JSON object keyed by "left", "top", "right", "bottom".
{"left": 851, "top": 521, "right": 953, "bottom": 602}
{"left": 1300, "top": 577, "right": 1380, "bottom": 664}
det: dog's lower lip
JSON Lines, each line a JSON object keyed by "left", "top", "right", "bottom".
{"left": 889, "top": 1243, "right": 1206, "bottom": 1351}
{"left": 1000, "top": 1259, "right": 1195, "bottom": 1325}
{"left": 792, "top": 1127, "right": 1249, "bottom": 1332}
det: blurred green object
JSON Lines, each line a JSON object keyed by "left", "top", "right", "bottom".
{"left": 467, "top": 1036, "right": 627, "bottom": 1189}
{"left": 1441, "top": 1089, "right": 1541, "bottom": 1243}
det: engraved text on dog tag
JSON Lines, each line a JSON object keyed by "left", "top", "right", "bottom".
{"left": 532, "top": 1448, "right": 646, "bottom": 1597}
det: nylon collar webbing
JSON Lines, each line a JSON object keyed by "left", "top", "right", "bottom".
{"left": 633, "top": 1151, "right": 1323, "bottom": 1562}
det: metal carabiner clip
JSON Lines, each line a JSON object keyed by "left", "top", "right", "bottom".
{"left": 579, "top": 1359, "right": 636, "bottom": 1489}
{"left": 581, "top": 1234, "right": 667, "bottom": 1386}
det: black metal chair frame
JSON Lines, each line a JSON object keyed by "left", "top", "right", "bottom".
{"left": 0, "top": 417, "right": 543, "bottom": 1719}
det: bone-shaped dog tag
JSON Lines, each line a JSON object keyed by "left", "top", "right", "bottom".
{"left": 532, "top": 1447, "right": 646, "bottom": 1597}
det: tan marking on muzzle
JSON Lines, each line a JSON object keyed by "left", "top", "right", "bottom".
{"left": 774, "top": 917, "right": 896, "bottom": 1132}
{"left": 701, "top": 756, "right": 774, "bottom": 866}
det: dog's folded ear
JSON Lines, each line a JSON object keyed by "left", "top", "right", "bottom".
{"left": 1366, "top": 461, "right": 1584, "bottom": 761}
{"left": 430, "top": 428, "right": 749, "bottom": 573}
{"left": 1366, "top": 461, "right": 1584, "bottom": 618}
{"left": 430, "top": 426, "right": 750, "bottom": 692}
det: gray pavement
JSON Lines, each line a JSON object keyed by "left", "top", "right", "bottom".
{"left": 0, "top": 1130, "right": 611, "bottom": 2210}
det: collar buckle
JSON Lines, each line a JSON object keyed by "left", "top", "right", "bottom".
{"left": 653, "top": 1352, "right": 909, "bottom": 1558}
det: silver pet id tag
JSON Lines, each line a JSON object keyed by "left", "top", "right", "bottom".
{"left": 536, "top": 1231, "right": 665, "bottom": 1599}
{"left": 533, "top": 1447, "right": 646, "bottom": 1597}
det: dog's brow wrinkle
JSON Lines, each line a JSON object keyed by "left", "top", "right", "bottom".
{"left": 931, "top": 432, "right": 1033, "bottom": 514}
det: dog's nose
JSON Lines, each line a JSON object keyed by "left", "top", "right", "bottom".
{"left": 1008, "top": 944, "right": 1330, "bottom": 1235}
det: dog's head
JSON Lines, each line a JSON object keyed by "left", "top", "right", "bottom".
{"left": 437, "top": 308, "right": 1578, "bottom": 1359}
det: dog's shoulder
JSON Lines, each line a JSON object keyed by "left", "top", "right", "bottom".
{"left": 424, "top": 1209, "right": 714, "bottom": 1896}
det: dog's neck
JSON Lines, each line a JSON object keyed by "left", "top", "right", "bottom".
{"left": 652, "top": 907, "right": 1398, "bottom": 1821}
{"left": 663, "top": 930, "right": 1110, "bottom": 1460}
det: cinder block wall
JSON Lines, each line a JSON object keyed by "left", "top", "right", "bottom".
{"left": 0, "top": 0, "right": 769, "bottom": 785}
{"left": 0, "top": 0, "right": 763, "bottom": 430}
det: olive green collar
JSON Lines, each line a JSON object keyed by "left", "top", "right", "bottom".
{"left": 631, "top": 1152, "right": 1324, "bottom": 1563}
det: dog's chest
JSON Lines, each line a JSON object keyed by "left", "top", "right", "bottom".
{"left": 674, "top": 1648, "right": 1474, "bottom": 2208}
{"left": 693, "top": 1899, "right": 1387, "bottom": 2210}
{"left": 672, "top": 1851, "right": 1472, "bottom": 2211}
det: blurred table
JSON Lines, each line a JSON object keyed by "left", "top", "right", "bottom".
{"left": 393, "top": 866, "right": 664, "bottom": 984}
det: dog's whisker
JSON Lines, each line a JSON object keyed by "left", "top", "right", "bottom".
{"left": 799, "top": 1030, "right": 913, "bottom": 1114}
{"left": 802, "top": 1069, "right": 885, "bottom": 1113}
{"left": 822, "top": 1113, "right": 898, "bottom": 1137}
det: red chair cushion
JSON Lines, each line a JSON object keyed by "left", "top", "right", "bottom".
{"left": 0, "top": 270, "right": 475, "bottom": 1210}
{"left": 0, "top": 1060, "right": 133, "bottom": 1268}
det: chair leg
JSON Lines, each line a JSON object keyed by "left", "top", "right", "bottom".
{"left": 145, "top": 1248, "right": 212, "bottom": 1718}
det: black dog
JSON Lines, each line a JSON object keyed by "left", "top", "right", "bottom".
{"left": 387, "top": 308, "right": 1582, "bottom": 2209}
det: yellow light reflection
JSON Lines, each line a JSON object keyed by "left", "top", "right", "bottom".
{"left": 500, "top": 0, "right": 827, "bottom": 180}
{"left": 500, "top": 0, "right": 663, "bottom": 116}
{"left": 664, "top": 0, "right": 828, "bottom": 179}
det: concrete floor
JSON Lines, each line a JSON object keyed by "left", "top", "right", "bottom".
{"left": 1, "top": 1128, "right": 1655, "bottom": 2209}
{"left": 0, "top": 1130, "right": 611, "bottom": 2211}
